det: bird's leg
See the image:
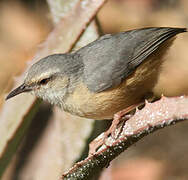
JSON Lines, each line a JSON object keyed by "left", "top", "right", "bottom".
{"left": 105, "top": 111, "right": 132, "bottom": 139}
{"left": 105, "top": 94, "right": 158, "bottom": 139}
{"left": 103, "top": 103, "right": 143, "bottom": 139}
{"left": 89, "top": 102, "right": 144, "bottom": 155}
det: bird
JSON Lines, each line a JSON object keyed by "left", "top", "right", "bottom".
{"left": 6, "top": 27, "right": 187, "bottom": 151}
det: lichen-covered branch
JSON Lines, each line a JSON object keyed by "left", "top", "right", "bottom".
{"left": 62, "top": 96, "right": 188, "bottom": 179}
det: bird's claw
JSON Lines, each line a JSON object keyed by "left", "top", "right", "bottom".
{"left": 89, "top": 112, "right": 134, "bottom": 155}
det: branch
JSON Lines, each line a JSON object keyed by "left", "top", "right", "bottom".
{"left": 62, "top": 96, "right": 188, "bottom": 179}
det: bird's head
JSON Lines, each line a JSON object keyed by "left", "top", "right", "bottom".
{"left": 6, "top": 54, "right": 71, "bottom": 106}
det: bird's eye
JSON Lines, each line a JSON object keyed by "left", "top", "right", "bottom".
{"left": 39, "top": 78, "right": 51, "bottom": 85}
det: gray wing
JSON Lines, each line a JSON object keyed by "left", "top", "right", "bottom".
{"left": 76, "top": 27, "right": 186, "bottom": 92}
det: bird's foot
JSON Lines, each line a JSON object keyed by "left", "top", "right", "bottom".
{"left": 89, "top": 104, "right": 142, "bottom": 155}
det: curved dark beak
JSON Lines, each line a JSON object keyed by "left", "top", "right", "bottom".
{"left": 6, "top": 83, "right": 32, "bottom": 100}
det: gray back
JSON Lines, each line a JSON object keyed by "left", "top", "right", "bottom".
{"left": 76, "top": 27, "right": 186, "bottom": 92}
